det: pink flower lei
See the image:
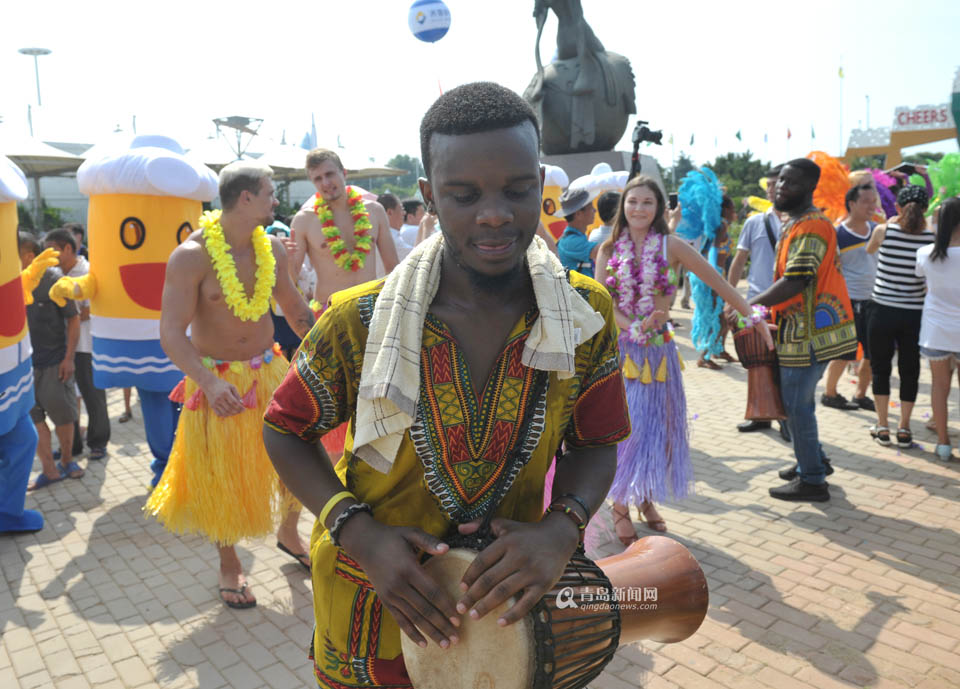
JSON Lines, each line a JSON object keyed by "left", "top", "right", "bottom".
{"left": 605, "top": 232, "right": 677, "bottom": 344}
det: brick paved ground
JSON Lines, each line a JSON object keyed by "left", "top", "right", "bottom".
{"left": 2, "top": 305, "right": 959, "bottom": 688}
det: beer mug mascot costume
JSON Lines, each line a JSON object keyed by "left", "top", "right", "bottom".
{"left": 0, "top": 156, "right": 58, "bottom": 532}
{"left": 49, "top": 135, "right": 218, "bottom": 486}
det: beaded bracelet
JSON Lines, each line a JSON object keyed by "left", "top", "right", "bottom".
{"left": 330, "top": 502, "right": 372, "bottom": 547}
{"left": 557, "top": 493, "right": 592, "bottom": 522}
{"left": 545, "top": 502, "right": 586, "bottom": 544}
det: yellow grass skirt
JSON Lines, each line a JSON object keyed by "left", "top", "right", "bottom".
{"left": 144, "top": 355, "right": 297, "bottom": 545}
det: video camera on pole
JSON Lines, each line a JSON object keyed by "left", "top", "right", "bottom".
{"left": 629, "top": 120, "right": 663, "bottom": 180}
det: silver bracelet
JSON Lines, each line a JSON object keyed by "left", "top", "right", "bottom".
{"left": 330, "top": 502, "right": 372, "bottom": 547}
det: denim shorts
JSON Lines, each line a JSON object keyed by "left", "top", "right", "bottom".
{"left": 920, "top": 346, "right": 960, "bottom": 362}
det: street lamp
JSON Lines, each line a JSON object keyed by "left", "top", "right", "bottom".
{"left": 19, "top": 47, "right": 52, "bottom": 106}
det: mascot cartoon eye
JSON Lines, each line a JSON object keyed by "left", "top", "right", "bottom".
{"left": 543, "top": 198, "right": 556, "bottom": 215}
{"left": 120, "top": 217, "right": 146, "bottom": 250}
{"left": 177, "top": 221, "right": 192, "bottom": 244}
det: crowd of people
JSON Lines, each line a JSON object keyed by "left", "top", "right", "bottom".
{"left": 10, "top": 80, "right": 960, "bottom": 689}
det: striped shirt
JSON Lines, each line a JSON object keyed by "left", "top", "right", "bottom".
{"left": 871, "top": 224, "right": 934, "bottom": 309}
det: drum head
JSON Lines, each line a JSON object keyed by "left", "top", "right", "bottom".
{"left": 400, "top": 548, "right": 535, "bottom": 689}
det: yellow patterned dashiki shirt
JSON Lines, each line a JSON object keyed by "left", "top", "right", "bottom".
{"left": 263, "top": 272, "right": 630, "bottom": 689}
{"left": 771, "top": 210, "right": 858, "bottom": 366}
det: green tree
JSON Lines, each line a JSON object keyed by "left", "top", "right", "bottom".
{"left": 708, "top": 151, "right": 771, "bottom": 204}
{"left": 17, "top": 202, "right": 68, "bottom": 232}
{"left": 385, "top": 154, "right": 424, "bottom": 189}
{"left": 902, "top": 151, "right": 944, "bottom": 165}
{"left": 848, "top": 155, "right": 884, "bottom": 170}
{"left": 663, "top": 153, "right": 696, "bottom": 191}
{"left": 355, "top": 154, "right": 425, "bottom": 200}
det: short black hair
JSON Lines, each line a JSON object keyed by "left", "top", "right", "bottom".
{"left": 767, "top": 163, "right": 784, "bottom": 178}
{"left": 844, "top": 185, "right": 863, "bottom": 211}
{"left": 18, "top": 232, "right": 42, "bottom": 256}
{"left": 419, "top": 81, "right": 540, "bottom": 178}
{"left": 402, "top": 199, "right": 423, "bottom": 217}
{"left": 64, "top": 222, "right": 84, "bottom": 241}
{"left": 378, "top": 193, "right": 401, "bottom": 212}
{"left": 784, "top": 158, "right": 821, "bottom": 188}
{"left": 721, "top": 195, "right": 734, "bottom": 210}
{"left": 44, "top": 228, "right": 77, "bottom": 252}
{"left": 597, "top": 191, "right": 620, "bottom": 224}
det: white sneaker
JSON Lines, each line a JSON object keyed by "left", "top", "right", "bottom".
{"left": 935, "top": 444, "right": 953, "bottom": 461}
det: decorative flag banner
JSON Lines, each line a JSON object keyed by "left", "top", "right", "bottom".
{"left": 811, "top": 125, "right": 816, "bottom": 139}
{"left": 690, "top": 133, "right": 695, "bottom": 145}
{"left": 787, "top": 128, "right": 792, "bottom": 140}
{"left": 669, "top": 133, "right": 674, "bottom": 145}
{"left": 764, "top": 133, "right": 768, "bottom": 143}
{"left": 838, "top": 66, "right": 844, "bottom": 79}
{"left": 735, "top": 130, "right": 742, "bottom": 141}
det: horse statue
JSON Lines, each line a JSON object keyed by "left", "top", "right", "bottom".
{"left": 523, "top": 0, "right": 637, "bottom": 155}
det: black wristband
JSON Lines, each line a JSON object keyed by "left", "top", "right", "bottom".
{"left": 330, "top": 502, "right": 372, "bottom": 547}
{"left": 558, "top": 493, "right": 591, "bottom": 522}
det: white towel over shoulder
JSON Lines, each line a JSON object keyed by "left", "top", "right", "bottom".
{"left": 352, "top": 233, "right": 606, "bottom": 473}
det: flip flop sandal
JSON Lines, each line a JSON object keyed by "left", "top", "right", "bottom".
{"left": 119, "top": 411, "right": 133, "bottom": 423}
{"left": 89, "top": 448, "right": 107, "bottom": 460}
{"left": 277, "top": 542, "right": 311, "bottom": 573}
{"left": 58, "top": 461, "right": 84, "bottom": 479}
{"left": 219, "top": 584, "right": 256, "bottom": 609}
{"left": 717, "top": 352, "right": 737, "bottom": 363}
{"left": 28, "top": 473, "right": 64, "bottom": 491}
{"left": 697, "top": 359, "right": 723, "bottom": 370}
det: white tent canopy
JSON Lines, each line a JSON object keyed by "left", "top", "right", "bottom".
{"left": 0, "top": 133, "right": 84, "bottom": 226}
{"left": 2, "top": 135, "right": 83, "bottom": 177}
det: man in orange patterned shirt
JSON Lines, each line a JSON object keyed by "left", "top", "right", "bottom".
{"left": 748, "top": 158, "right": 857, "bottom": 502}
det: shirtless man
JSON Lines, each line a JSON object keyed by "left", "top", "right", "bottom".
{"left": 289, "top": 149, "right": 399, "bottom": 308}
{"left": 148, "top": 161, "right": 316, "bottom": 608}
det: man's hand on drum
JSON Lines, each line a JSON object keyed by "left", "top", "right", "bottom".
{"left": 455, "top": 514, "right": 580, "bottom": 627}
{"left": 755, "top": 318, "right": 775, "bottom": 351}
{"left": 339, "top": 515, "right": 461, "bottom": 649}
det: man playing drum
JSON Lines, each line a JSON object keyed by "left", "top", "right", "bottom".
{"left": 263, "top": 82, "right": 630, "bottom": 689}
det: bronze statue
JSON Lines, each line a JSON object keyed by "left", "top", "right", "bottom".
{"left": 523, "top": 0, "right": 637, "bottom": 155}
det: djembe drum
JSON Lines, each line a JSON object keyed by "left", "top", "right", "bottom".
{"left": 400, "top": 535, "right": 708, "bottom": 689}
{"left": 733, "top": 326, "right": 786, "bottom": 421}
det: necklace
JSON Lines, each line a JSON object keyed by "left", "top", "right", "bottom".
{"left": 313, "top": 186, "right": 374, "bottom": 272}
{"left": 199, "top": 210, "right": 276, "bottom": 322}
{"left": 605, "top": 231, "right": 676, "bottom": 344}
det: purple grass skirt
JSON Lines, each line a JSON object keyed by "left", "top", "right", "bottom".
{"left": 608, "top": 335, "right": 692, "bottom": 505}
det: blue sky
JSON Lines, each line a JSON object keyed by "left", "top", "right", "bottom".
{"left": 2, "top": 0, "right": 958, "bottom": 169}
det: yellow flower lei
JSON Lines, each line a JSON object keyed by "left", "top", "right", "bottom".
{"left": 199, "top": 210, "right": 276, "bottom": 322}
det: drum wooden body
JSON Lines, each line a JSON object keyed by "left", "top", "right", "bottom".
{"left": 402, "top": 548, "right": 619, "bottom": 689}
{"left": 401, "top": 536, "right": 709, "bottom": 689}
{"left": 601, "top": 536, "right": 709, "bottom": 645}
{"left": 733, "top": 327, "right": 786, "bottom": 421}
